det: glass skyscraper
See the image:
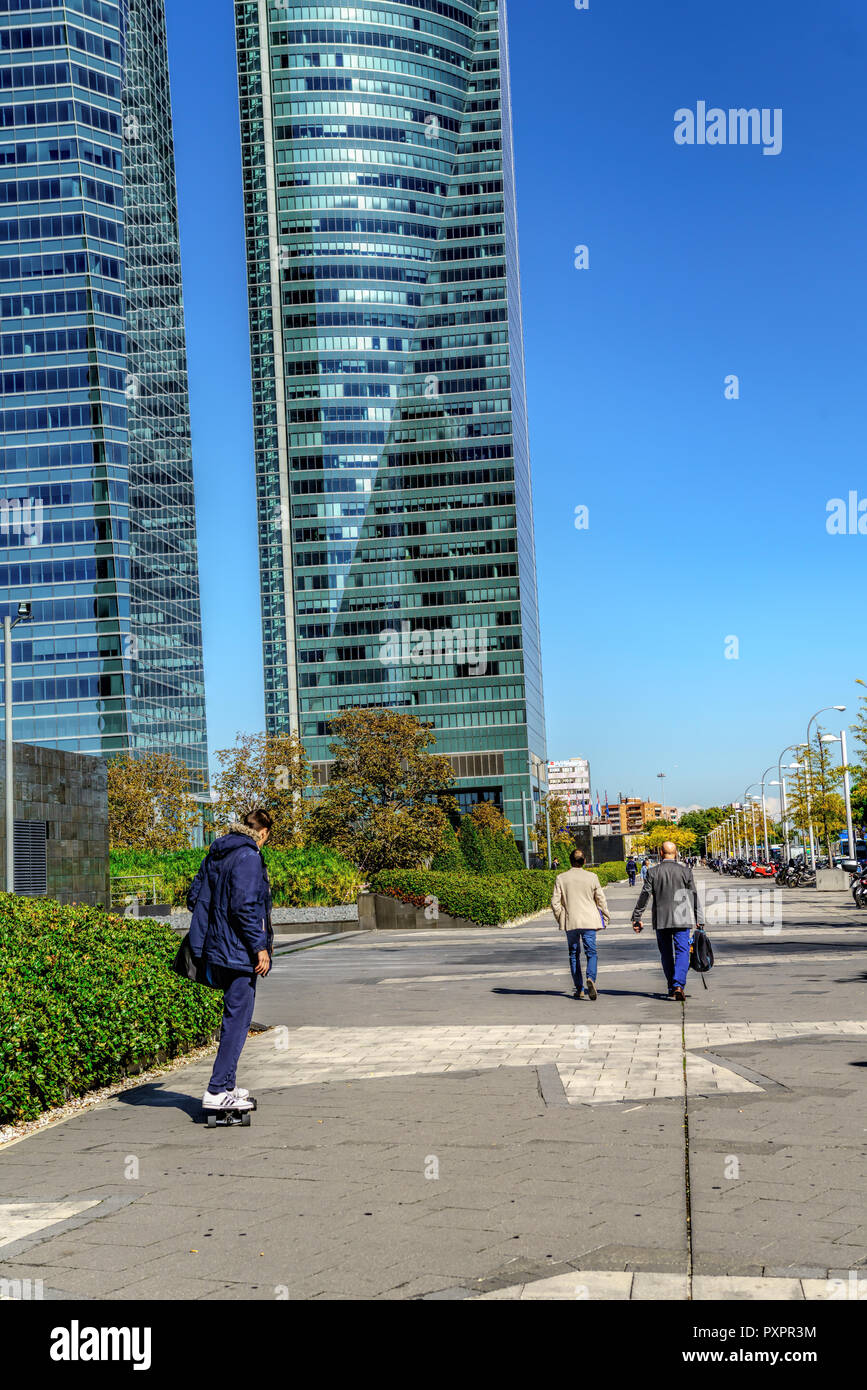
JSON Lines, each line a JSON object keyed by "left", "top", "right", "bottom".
{"left": 0, "top": 0, "right": 208, "bottom": 785}
{"left": 235, "top": 0, "right": 546, "bottom": 830}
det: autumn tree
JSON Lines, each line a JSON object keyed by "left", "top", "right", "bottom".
{"left": 212, "top": 731, "right": 312, "bottom": 847}
{"left": 633, "top": 824, "right": 697, "bottom": 856}
{"left": 468, "top": 799, "right": 513, "bottom": 836}
{"left": 308, "top": 709, "right": 454, "bottom": 875}
{"left": 107, "top": 752, "right": 201, "bottom": 851}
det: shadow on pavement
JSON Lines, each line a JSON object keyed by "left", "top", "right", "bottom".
{"left": 116, "top": 1085, "right": 201, "bottom": 1119}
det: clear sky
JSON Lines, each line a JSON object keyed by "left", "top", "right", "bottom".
{"left": 165, "top": 0, "right": 867, "bottom": 811}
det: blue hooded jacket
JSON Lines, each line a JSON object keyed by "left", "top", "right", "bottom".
{"left": 187, "top": 824, "right": 273, "bottom": 975}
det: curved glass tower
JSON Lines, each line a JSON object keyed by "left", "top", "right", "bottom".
{"left": 0, "top": 0, "right": 208, "bottom": 785}
{"left": 235, "top": 0, "right": 546, "bottom": 830}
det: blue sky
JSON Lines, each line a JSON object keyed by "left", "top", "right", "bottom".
{"left": 165, "top": 0, "right": 867, "bottom": 810}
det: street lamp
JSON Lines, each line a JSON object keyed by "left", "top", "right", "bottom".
{"left": 759, "top": 765, "right": 775, "bottom": 861}
{"left": 744, "top": 784, "right": 761, "bottom": 860}
{"left": 805, "top": 706, "right": 846, "bottom": 868}
{"left": 5, "top": 601, "right": 32, "bottom": 894}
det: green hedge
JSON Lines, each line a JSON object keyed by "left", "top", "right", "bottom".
{"left": 371, "top": 861, "right": 627, "bottom": 925}
{"left": 110, "top": 844, "right": 362, "bottom": 908}
{"left": 0, "top": 895, "right": 223, "bottom": 1125}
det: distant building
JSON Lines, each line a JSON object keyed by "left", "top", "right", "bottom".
{"left": 548, "top": 758, "right": 591, "bottom": 827}
{"left": 605, "top": 799, "right": 669, "bottom": 834}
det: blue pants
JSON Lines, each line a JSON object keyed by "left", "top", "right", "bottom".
{"left": 566, "top": 929, "right": 597, "bottom": 993}
{"left": 656, "top": 929, "right": 691, "bottom": 991}
{"left": 208, "top": 971, "right": 257, "bottom": 1093}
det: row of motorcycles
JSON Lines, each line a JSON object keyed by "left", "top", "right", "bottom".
{"left": 709, "top": 856, "right": 817, "bottom": 887}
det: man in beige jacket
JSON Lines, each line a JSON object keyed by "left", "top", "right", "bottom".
{"left": 551, "top": 849, "right": 611, "bottom": 1001}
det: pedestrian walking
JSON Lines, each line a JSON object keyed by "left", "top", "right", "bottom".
{"left": 640, "top": 858, "right": 649, "bottom": 884}
{"left": 626, "top": 854, "right": 637, "bottom": 887}
{"left": 551, "top": 848, "right": 610, "bottom": 1001}
{"left": 188, "top": 809, "right": 274, "bottom": 1113}
{"left": 631, "top": 840, "right": 704, "bottom": 1002}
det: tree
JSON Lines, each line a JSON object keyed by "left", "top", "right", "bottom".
{"left": 212, "top": 731, "right": 313, "bottom": 847}
{"left": 107, "top": 752, "right": 201, "bottom": 851}
{"left": 468, "top": 799, "right": 512, "bottom": 835}
{"left": 786, "top": 732, "right": 846, "bottom": 862}
{"left": 634, "top": 825, "right": 697, "bottom": 856}
{"left": 678, "top": 807, "right": 728, "bottom": 846}
{"left": 308, "top": 709, "right": 455, "bottom": 875}
{"left": 849, "top": 681, "right": 867, "bottom": 834}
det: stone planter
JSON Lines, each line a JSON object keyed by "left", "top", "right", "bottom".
{"left": 358, "top": 892, "right": 518, "bottom": 931}
{"left": 815, "top": 868, "right": 850, "bottom": 892}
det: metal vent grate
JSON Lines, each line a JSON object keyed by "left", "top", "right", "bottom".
{"left": 13, "top": 821, "right": 48, "bottom": 896}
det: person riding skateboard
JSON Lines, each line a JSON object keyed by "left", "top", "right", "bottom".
{"left": 188, "top": 809, "right": 273, "bottom": 1112}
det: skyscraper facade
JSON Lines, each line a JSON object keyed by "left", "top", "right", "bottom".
{"left": 0, "top": 0, "right": 208, "bottom": 783}
{"left": 235, "top": 0, "right": 546, "bottom": 830}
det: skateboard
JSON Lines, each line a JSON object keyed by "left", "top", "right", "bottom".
{"left": 204, "top": 1097, "right": 257, "bottom": 1128}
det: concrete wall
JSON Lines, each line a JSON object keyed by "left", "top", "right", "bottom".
{"left": 0, "top": 742, "right": 109, "bottom": 906}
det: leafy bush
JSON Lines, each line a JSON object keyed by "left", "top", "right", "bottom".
{"left": 371, "top": 861, "right": 627, "bottom": 925}
{"left": 110, "top": 843, "right": 362, "bottom": 908}
{"left": 586, "top": 861, "right": 627, "bottom": 887}
{"left": 0, "top": 894, "right": 223, "bottom": 1124}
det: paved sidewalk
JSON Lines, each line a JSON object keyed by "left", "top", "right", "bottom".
{"left": 1, "top": 871, "right": 866, "bottom": 1300}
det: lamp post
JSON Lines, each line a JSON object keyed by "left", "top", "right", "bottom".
{"left": 805, "top": 706, "right": 846, "bottom": 868}
{"left": 776, "top": 744, "right": 800, "bottom": 862}
{"left": 759, "top": 765, "right": 775, "bottom": 861}
{"left": 5, "top": 601, "right": 32, "bottom": 894}
{"left": 744, "top": 784, "right": 760, "bottom": 860}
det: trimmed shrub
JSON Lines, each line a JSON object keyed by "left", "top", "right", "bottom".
{"left": 0, "top": 894, "right": 223, "bottom": 1125}
{"left": 586, "top": 861, "right": 627, "bottom": 887}
{"left": 371, "top": 861, "right": 628, "bottom": 925}
{"left": 110, "top": 843, "right": 362, "bottom": 908}
{"left": 371, "top": 869, "right": 557, "bottom": 925}
{"left": 430, "top": 820, "right": 465, "bottom": 871}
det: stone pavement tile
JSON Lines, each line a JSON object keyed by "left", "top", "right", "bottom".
{"left": 632, "top": 1272, "right": 689, "bottom": 1298}
{"left": 801, "top": 1278, "right": 858, "bottom": 1299}
{"left": 692, "top": 1275, "right": 804, "bottom": 1300}
{"left": 110, "top": 1273, "right": 232, "bottom": 1301}
{"left": 476, "top": 1270, "right": 634, "bottom": 1300}
{"left": 0, "top": 1259, "right": 136, "bottom": 1298}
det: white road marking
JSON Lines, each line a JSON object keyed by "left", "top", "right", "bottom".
{"left": 0, "top": 1199, "right": 100, "bottom": 1248}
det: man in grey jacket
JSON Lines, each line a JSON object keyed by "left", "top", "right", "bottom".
{"left": 631, "top": 841, "right": 703, "bottom": 1001}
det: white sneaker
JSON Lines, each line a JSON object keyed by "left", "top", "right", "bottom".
{"left": 202, "top": 1089, "right": 253, "bottom": 1111}
{"left": 228, "top": 1086, "right": 250, "bottom": 1101}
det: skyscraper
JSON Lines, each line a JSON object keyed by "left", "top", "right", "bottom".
{"left": 235, "top": 0, "right": 546, "bottom": 831}
{"left": 0, "top": 0, "right": 208, "bottom": 783}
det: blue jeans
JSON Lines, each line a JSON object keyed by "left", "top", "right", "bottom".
{"left": 208, "top": 971, "right": 257, "bottom": 1093}
{"left": 656, "top": 929, "right": 691, "bottom": 991}
{"left": 566, "top": 929, "right": 597, "bottom": 993}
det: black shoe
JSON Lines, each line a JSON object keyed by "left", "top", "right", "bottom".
{"left": 573, "top": 989, "right": 588, "bottom": 1000}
